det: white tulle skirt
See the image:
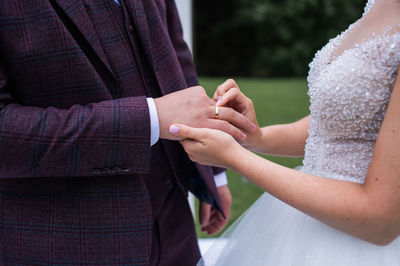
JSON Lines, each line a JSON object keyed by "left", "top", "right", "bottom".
{"left": 198, "top": 189, "right": 400, "bottom": 266}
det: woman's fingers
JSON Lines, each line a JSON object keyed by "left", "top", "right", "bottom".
{"left": 212, "top": 80, "right": 251, "bottom": 115}
{"left": 179, "top": 138, "right": 203, "bottom": 156}
{"left": 209, "top": 105, "right": 257, "bottom": 133}
{"left": 213, "top": 79, "right": 240, "bottom": 101}
{"left": 169, "top": 124, "right": 205, "bottom": 140}
{"left": 207, "top": 119, "right": 247, "bottom": 141}
{"left": 174, "top": 124, "right": 238, "bottom": 168}
{"left": 216, "top": 87, "right": 243, "bottom": 107}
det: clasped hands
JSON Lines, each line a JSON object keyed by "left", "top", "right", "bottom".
{"left": 155, "top": 79, "right": 261, "bottom": 169}
{"left": 154, "top": 80, "right": 257, "bottom": 143}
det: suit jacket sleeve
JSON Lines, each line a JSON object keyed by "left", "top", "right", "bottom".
{"left": 0, "top": 58, "right": 151, "bottom": 178}
{"left": 212, "top": 167, "right": 226, "bottom": 176}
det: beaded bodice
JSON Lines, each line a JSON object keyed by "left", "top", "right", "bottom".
{"left": 302, "top": 0, "right": 400, "bottom": 183}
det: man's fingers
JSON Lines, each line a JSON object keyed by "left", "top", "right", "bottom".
{"left": 213, "top": 79, "right": 239, "bottom": 101}
{"left": 202, "top": 223, "right": 219, "bottom": 235}
{"left": 207, "top": 119, "right": 247, "bottom": 141}
{"left": 210, "top": 106, "right": 256, "bottom": 133}
{"left": 199, "top": 201, "right": 211, "bottom": 226}
{"left": 202, "top": 211, "right": 226, "bottom": 235}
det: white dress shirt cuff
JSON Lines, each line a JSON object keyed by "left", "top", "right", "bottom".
{"left": 146, "top": 98, "right": 160, "bottom": 146}
{"left": 214, "top": 171, "right": 228, "bottom": 187}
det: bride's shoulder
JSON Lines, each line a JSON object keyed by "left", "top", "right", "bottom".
{"left": 356, "top": 26, "right": 400, "bottom": 68}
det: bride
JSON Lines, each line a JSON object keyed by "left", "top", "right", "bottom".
{"left": 170, "top": 0, "right": 400, "bottom": 265}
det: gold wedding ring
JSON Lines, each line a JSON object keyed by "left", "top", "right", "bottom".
{"left": 214, "top": 106, "right": 220, "bottom": 119}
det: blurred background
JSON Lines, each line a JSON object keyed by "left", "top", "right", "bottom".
{"left": 176, "top": 0, "right": 365, "bottom": 240}
{"left": 195, "top": 0, "right": 365, "bottom": 77}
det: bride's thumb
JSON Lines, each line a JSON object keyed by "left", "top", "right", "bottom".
{"left": 169, "top": 124, "right": 199, "bottom": 140}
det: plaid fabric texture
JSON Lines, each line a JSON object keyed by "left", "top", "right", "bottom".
{"left": 0, "top": 0, "right": 222, "bottom": 264}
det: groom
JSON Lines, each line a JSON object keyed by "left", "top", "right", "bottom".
{"left": 0, "top": 0, "right": 255, "bottom": 265}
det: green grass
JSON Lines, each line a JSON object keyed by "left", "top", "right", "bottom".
{"left": 195, "top": 77, "right": 310, "bottom": 238}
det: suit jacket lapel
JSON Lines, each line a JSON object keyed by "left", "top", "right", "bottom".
{"left": 51, "top": 0, "right": 115, "bottom": 78}
{"left": 129, "top": 0, "right": 172, "bottom": 96}
{"left": 129, "top": 0, "right": 154, "bottom": 64}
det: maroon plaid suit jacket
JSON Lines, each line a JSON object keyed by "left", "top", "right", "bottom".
{"left": 0, "top": 0, "right": 222, "bottom": 264}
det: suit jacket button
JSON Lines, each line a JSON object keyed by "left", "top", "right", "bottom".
{"left": 92, "top": 169, "right": 101, "bottom": 175}
{"left": 121, "top": 166, "right": 131, "bottom": 173}
{"left": 128, "top": 25, "right": 134, "bottom": 33}
{"left": 102, "top": 168, "right": 112, "bottom": 175}
{"left": 112, "top": 167, "right": 121, "bottom": 174}
{"left": 163, "top": 176, "right": 172, "bottom": 185}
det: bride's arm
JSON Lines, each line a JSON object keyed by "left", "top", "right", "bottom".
{"left": 226, "top": 146, "right": 396, "bottom": 246}
{"left": 172, "top": 73, "right": 400, "bottom": 246}
{"left": 212, "top": 79, "right": 309, "bottom": 157}
{"left": 254, "top": 116, "right": 309, "bottom": 156}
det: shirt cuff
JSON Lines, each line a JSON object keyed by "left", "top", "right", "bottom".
{"left": 214, "top": 171, "right": 228, "bottom": 187}
{"left": 146, "top": 98, "right": 160, "bottom": 146}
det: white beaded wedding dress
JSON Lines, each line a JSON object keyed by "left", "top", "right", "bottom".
{"left": 198, "top": 1, "right": 400, "bottom": 265}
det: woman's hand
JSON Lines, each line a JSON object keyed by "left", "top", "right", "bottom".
{"left": 214, "top": 79, "right": 262, "bottom": 150}
{"left": 169, "top": 124, "right": 243, "bottom": 168}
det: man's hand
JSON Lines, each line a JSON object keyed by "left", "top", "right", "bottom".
{"left": 199, "top": 185, "right": 232, "bottom": 235}
{"left": 154, "top": 86, "right": 256, "bottom": 141}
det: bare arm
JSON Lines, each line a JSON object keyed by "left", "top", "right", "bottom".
{"left": 254, "top": 116, "right": 309, "bottom": 156}
{"left": 213, "top": 79, "right": 309, "bottom": 157}
{"left": 173, "top": 71, "right": 400, "bottom": 245}
{"left": 228, "top": 148, "right": 393, "bottom": 245}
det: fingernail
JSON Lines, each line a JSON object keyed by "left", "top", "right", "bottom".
{"left": 251, "top": 123, "right": 257, "bottom": 130}
{"left": 169, "top": 125, "right": 179, "bottom": 134}
{"left": 241, "top": 132, "right": 247, "bottom": 139}
{"left": 216, "top": 96, "right": 222, "bottom": 106}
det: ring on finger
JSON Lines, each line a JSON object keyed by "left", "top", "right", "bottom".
{"left": 214, "top": 106, "right": 220, "bottom": 119}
